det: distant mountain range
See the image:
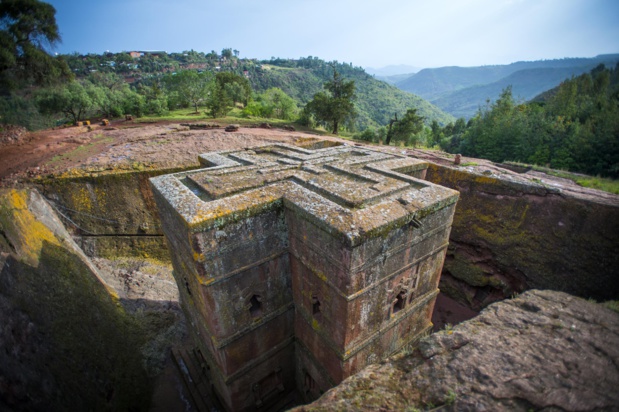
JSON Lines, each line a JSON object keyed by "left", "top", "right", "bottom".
{"left": 365, "top": 64, "right": 421, "bottom": 77}
{"left": 392, "top": 54, "right": 619, "bottom": 119}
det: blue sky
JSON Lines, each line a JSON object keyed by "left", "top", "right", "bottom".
{"left": 46, "top": 0, "right": 619, "bottom": 69}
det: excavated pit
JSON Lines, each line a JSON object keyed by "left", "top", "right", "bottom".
{"left": 2, "top": 124, "right": 618, "bottom": 411}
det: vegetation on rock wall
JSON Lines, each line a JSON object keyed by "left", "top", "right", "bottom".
{"left": 425, "top": 164, "right": 619, "bottom": 310}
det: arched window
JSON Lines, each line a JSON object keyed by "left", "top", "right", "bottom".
{"left": 249, "top": 294, "right": 262, "bottom": 317}
{"left": 312, "top": 294, "right": 322, "bottom": 321}
{"left": 393, "top": 290, "right": 406, "bottom": 314}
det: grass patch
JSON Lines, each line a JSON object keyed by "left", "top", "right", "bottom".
{"left": 47, "top": 134, "right": 114, "bottom": 165}
{"left": 573, "top": 176, "right": 619, "bottom": 195}
{"left": 261, "top": 64, "right": 296, "bottom": 71}
{"left": 135, "top": 109, "right": 210, "bottom": 123}
{"left": 504, "top": 161, "right": 619, "bottom": 195}
{"left": 602, "top": 301, "right": 619, "bottom": 313}
{"left": 134, "top": 109, "right": 331, "bottom": 137}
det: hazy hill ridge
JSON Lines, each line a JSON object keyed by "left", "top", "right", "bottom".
{"left": 365, "top": 64, "right": 421, "bottom": 77}
{"left": 395, "top": 54, "right": 619, "bottom": 118}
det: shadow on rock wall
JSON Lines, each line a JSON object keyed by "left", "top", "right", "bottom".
{"left": 0, "top": 242, "right": 151, "bottom": 411}
{"left": 0, "top": 189, "right": 181, "bottom": 411}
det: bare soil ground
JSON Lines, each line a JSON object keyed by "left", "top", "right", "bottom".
{"left": 0, "top": 119, "right": 341, "bottom": 182}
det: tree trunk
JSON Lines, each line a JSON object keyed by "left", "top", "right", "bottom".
{"left": 385, "top": 113, "right": 398, "bottom": 145}
{"left": 333, "top": 120, "right": 339, "bottom": 135}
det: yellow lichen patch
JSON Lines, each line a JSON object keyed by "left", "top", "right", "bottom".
{"left": 315, "top": 270, "right": 328, "bottom": 282}
{"left": 193, "top": 251, "right": 206, "bottom": 263}
{"left": 68, "top": 186, "right": 94, "bottom": 213}
{"left": 1, "top": 189, "right": 60, "bottom": 266}
{"left": 9, "top": 189, "right": 27, "bottom": 209}
{"left": 94, "top": 186, "right": 109, "bottom": 211}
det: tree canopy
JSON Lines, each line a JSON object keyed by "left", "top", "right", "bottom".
{"left": 242, "top": 87, "right": 297, "bottom": 120}
{"left": 0, "top": 0, "right": 70, "bottom": 91}
{"left": 206, "top": 71, "right": 251, "bottom": 117}
{"left": 385, "top": 108, "right": 424, "bottom": 146}
{"left": 305, "top": 68, "right": 356, "bottom": 134}
{"left": 36, "top": 80, "right": 96, "bottom": 123}
{"left": 163, "top": 70, "right": 213, "bottom": 113}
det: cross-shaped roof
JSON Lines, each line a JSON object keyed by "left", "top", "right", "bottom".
{"left": 151, "top": 144, "right": 458, "bottom": 246}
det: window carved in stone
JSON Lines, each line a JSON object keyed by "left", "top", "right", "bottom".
{"left": 311, "top": 294, "right": 322, "bottom": 321}
{"left": 304, "top": 371, "right": 316, "bottom": 394}
{"left": 393, "top": 290, "right": 406, "bottom": 314}
{"left": 249, "top": 294, "right": 263, "bottom": 318}
{"left": 409, "top": 264, "right": 420, "bottom": 304}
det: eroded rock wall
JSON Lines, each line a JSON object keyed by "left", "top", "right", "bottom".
{"left": 293, "top": 290, "right": 619, "bottom": 411}
{"left": 34, "top": 169, "right": 188, "bottom": 261}
{"left": 425, "top": 164, "right": 619, "bottom": 309}
{"left": 0, "top": 189, "right": 153, "bottom": 411}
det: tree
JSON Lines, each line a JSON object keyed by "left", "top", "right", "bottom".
{"left": 206, "top": 50, "right": 218, "bottom": 61}
{"left": 221, "top": 48, "right": 233, "bottom": 59}
{"left": 163, "top": 70, "right": 212, "bottom": 113}
{"left": 36, "top": 81, "right": 95, "bottom": 123}
{"left": 138, "top": 81, "right": 169, "bottom": 116}
{"left": 262, "top": 87, "right": 297, "bottom": 120}
{"left": 242, "top": 88, "right": 298, "bottom": 120}
{"left": 0, "top": 0, "right": 71, "bottom": 91}
{"left": 306, "top": 68, "right": 356, "bottom": 134}
{"left": 385, "top": 108, "right": 424, "bottom": 146}
{"left": 429, "top": 120, "right": 443, "bottom": 147}
{"left": 206, "top": 72, "right": 251, "bottom": 117}
{"left": 88, "top": 74, "right": 147, "bottom": 118}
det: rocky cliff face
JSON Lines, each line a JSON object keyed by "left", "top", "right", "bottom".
{"left": 423, "top": 160, "right": 619, "bottom": 310}
{"left": 293, "top": 289, "right": 619, "bottom": 411}
{"left": 0, "top": 189, "right": 181, "bottom": 411}
{"left": 34, "top": 144, "right": 619, "bottom": 314}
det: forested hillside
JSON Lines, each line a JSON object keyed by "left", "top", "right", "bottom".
{"left": 66, "top": 53, "right": 453, "bottom": 129}
{"left": 250, "top": 58, "right": 453, "bottom": 128}
{"left": 1, "top": 50, "right": 453, "bottom": 131}
{"left": 431, "top": 67, "right": 595, "bottom": 118}
{"left": 395, "top": 55, "right": 619, "bottom": 119}
{"left": 436, "top": 64, "right": 619, "bottom": 178}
